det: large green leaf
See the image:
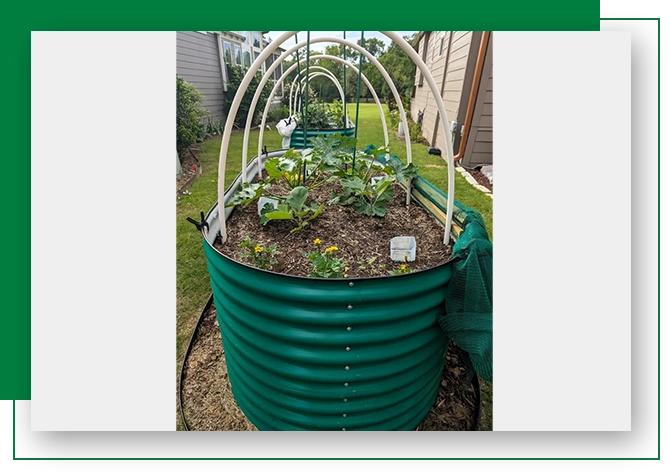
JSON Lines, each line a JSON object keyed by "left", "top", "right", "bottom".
{"left": 307, "top": 203, "right": 324, "bottom": 221}
{"left": 263, "top": 210, "right": 293, "bottom": 220}
{"left": 286, "top": 186, "right": 308, "bottom": 211}
{"left": 340, "top": 176, "right": 366, "bottom": 193}
{"left": 226, "top": 182, "right": 265, "bottom": 207}
{"left": 263, "top": 158, "right": 284, "bottom": 180}
{"left": 386, "top": 159, "right": 419, "bottom": 182}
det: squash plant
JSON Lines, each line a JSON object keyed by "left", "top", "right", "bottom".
{"left": 226, "top": 134, "right": 418, "bottom": 231}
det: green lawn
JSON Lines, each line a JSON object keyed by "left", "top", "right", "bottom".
{"left": 176, "top": 103, "right": 493, "bottom": 430}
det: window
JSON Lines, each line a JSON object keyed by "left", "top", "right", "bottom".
{"left": 439, "top": 37, "right": 445, "bottom": 56}
{"left": 234, "top": 45, "right": 241, "bottom": 65}
{"left": 224, "top": 41, "right": 232, "bottom": 64}
{"left": 243, "top": 48, "right": 251, "bottom": 68}
{"left": 252, "top": 32, "right": 261, "bottom": 48}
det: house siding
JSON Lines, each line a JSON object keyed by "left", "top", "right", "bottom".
{"left": 177, "top": 31, "right": 226, "bottom": 124}
{"left": 461, "top": 37, "right": 493, "bottom": 168}
{"left": 411, "top": 31, "right": 492, "bottom": 167}
{"left": 412, "top": 32, "right": 475, "bottom": 146}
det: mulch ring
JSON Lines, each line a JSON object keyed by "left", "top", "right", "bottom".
{"left": 180, "top": 302, "right": 480, "bottom": 431}
{"left": 177, "top": 150, "right": 200, "bottom": 195}
{"left": 467, "top": 167, "right": 493, "bottom": 192}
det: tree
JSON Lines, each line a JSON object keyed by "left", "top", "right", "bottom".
{"left": 357, "top": 37, "right": 385, "bottom": 59}
{"left": 377, "top": 35, "right": 417, "bottom": 109}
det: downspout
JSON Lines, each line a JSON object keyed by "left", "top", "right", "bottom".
{"left": 454, "top": 31, "right": 490, "bottom": 161}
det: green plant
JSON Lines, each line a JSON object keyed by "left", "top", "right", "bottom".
{"left": 296, "top": 103, "right": 335, "bottom": 129}
{"left": 357, "top": 256, "right": 384, "bottom": 275}
{"left": 267, "top": 105, "right": 290, "bottom": 123}
{"left": 227, "top": 134, "right": 356, "bottom": 219}
{"left": 239, "top": 235, "right": 280, "bottom": 270}
{"left": 388, "top": 109, "right": 400, "bottom": 130}
{"left": 263, "top": 148, "right": 330, "bottom": 191}
{"left": 408, "top": 119, "right": 425, "bottom": 143}
{"left": 305, "top": 241, "right": 345, "bottom": 278}
{"left": 328, "top": 99, "right": 346, "bottom": 127}
{"left": 223, "top": 65, "right": 271, "bottom": 127}
{"left": 259, "top": 186, "right": 324, "bottom": 233}
{"left": 177, "top": 76, "right": 208, "bottom": 154}
{"left": 388, "top": 262, "right": 413, "bottom": 276}
{"left": 330, "top": 147, "right": 419, "bottom": 217}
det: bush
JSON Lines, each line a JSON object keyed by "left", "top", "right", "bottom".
{"left": 223, "top": 65, "right": 271, "bottom": 127}
{"left": 408, "top": 119, "right": 426, "bottom": 144}
{"left": 295, "top": 103, "right": 336, "bottom": 129}
{"left": 177, "top": 76, "right": 208, "bottom": 154}
{"left": 267, "top": 105, "right": 290, "bottom": 123}
{"left": 328, "top": 99, "right": 346, "bottom": 127}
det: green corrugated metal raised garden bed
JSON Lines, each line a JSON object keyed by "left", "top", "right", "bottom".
{"left": 187, "top": 31, "right": 492, "bottom": 431}
{"left": 289, "top": 127, "right": 356, "bottom": 148}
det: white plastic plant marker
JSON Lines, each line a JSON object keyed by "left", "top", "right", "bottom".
{"left": 258, "top": 197, "right": 278, "bottom": 216}
{"left": 390, "top": 236, "right": 416, "bottom": 262}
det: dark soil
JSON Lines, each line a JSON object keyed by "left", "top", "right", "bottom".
{"left": 467, "top": 167, "right": 493, "bottom": 192}
{"left": 181, "top": 302, "right": 480, "bottom": 431}
{"left": 214, "top": 179, "right": 452, "bottom": 278}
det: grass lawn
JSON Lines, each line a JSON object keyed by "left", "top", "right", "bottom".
{"left": 176, "top": 103, "right": 493, "bottom": 430}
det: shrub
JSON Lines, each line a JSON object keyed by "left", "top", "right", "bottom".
{"left": 176, "top": 76, "right": 208, "bottom": 154}
{"left": 408, "top": 119, "right": 425, "bottom": 143}
{"left": 223, "top": 65, "right": 271, "bottom": 127}
{"left": 267, "top": 105, "right": 290, "bottom": 123}
{"left": 328, "top": 99, "right": 346, "bottom": 127}
{"left": 295, "top": 103, "right": 335, "bottom": 129}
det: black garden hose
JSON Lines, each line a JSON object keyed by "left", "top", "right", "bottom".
{"left": 178, "top": 294, "right": 214, "bottom": 431}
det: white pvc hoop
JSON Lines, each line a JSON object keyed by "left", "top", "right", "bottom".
{"left": 258, "top": 54, "right": 389, "bottom": 169}
{"left": 240, "top": 36, "right": 412, "bottom": 187}
{"left": 294, "top": 71, "right": 345, "bottom": 114}
{"left": 288, "top": 66, "right": 344, "bottom": 116}
{"left": 219, "top": 32, "right": 454, "bottom": 245}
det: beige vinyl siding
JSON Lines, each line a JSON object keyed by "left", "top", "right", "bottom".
{"left": 461, "top": 39, "right": 493, "bottom": 168}
{"left": 430, "top": 32, "right": 474, "bottom": 153}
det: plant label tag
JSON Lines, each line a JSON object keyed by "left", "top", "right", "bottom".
{"left": 391, "top": 250, "right": 413, "bottom": 262}
{"left": 393, "top": 237, "right": 414, "bottom": 249}
{"left": 258, "top": 197, "right": 279, "bottom": 216}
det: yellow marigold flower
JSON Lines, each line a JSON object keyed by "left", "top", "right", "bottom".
{"left": 313, "top": 238, "right": 322, "bottom": 245}
{"left": 254, "top": 246, "right": 264, "bottom": 253}
{"left": 400, "top": 264, "right": 407, "bottom": 270}
{"left": 284, "top": 172, "right": 290, "bottom": 179}
{"left": 325, "top": 246, "right": 338, "bottom": 253}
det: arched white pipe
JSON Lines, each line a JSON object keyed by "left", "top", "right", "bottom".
{"left": 295, "top": 71, "right": 345, "bottom": 114}
{"left": 380, "top": 32, "right": 455, "bottom": 243}
{"left": 240, "top": 37, "right": 411, "bottom": 191}
{"left": 258, "top": 54, "right": 389, "bottom": 168}
{"left": 220, "top": 32, "right": 452, "bottom": 245}
{"left": 288, "top": 66, "right": 342, "bottom": 116}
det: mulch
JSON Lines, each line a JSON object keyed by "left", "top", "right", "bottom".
{"left": 214, "top": 179, "right": 452, "bottom": 278}
{"left": 177, "top": 150, "right": 199, "bottom": 194}
{"left": 467, "top": 167, "right": 493, "bottom": 192}
{"left": 180, "top": 302, "right": 480, "bottom": 431}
